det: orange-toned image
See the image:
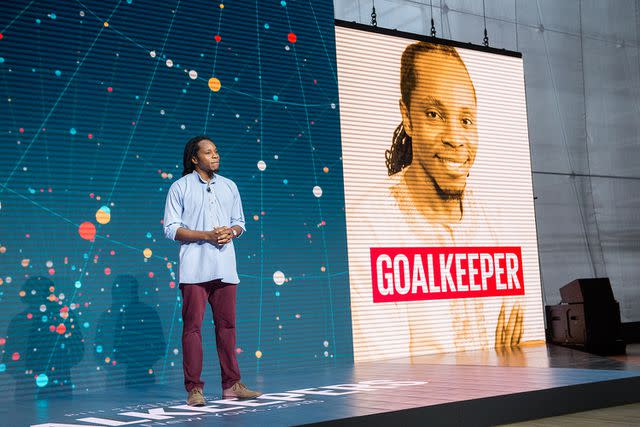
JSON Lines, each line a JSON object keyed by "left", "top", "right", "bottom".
{"left": 335, "top": 25, "right": 545, "bottom": 362}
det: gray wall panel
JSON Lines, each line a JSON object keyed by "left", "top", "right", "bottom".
{"left": 335, "top": 0, "right": 640, "bottom": 322}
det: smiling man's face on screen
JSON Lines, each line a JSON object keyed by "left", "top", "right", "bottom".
{"left": 399, "top": 50, "right": 478, "bottom": 200}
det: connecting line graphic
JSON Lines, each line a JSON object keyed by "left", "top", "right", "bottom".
{"left": 1, "top": 16, "right": 109, "bottom": 194}
{"left": 284, "top": 5, "right": 338, "bottom": 359}
{"left": 113, "top": 0, "right": 186, "bottom": 384}
{"left": 0, "top": 0, "right": 35, "bottom": 34}
{"left": 204, "top": 4, "right": 224, "bottom": 134}
{"left": 307, "top": 0, "right": 339, "bottom": 85}
{"left": 0, "top": 0, "right": 349, "bottom": 390}
{"left": 75, "top": 0, "right": 147, "bottom": 50}
{"left": 254, "top": 0, "right": 265, "bottom": 372}
{"left": 1, "top": 181, "right": 346, "bottom": 284}
{"left": 40, "top": 0, "right": 126, "bottom": 375}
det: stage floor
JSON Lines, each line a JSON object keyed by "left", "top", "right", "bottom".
{"left": 4, "top": 343, "right": 640, "bottom": 427}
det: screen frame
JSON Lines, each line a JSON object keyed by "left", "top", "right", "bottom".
{"left": 334, "top": 19, "right": 522, "bottom": 59}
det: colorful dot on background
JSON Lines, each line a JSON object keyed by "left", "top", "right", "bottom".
{"left": 323, "top": 166, "right": 329, "bottom": 173}
{"left": 54, "top": 70, "right": 61, "bottom": 77}
{"left": 36, "top": 373, "right": 48, "bottom": 387}
{"left": 255, "top": 350, "right": 262, "bottom": 358}
{"left": 78, "top": 222, "right": 96, "bottom": 240}
{"left": 214, "top": 34, "right": 221, "bottom": 42}
{"left": 281, "top": 1, "right": 286, "bottom": 6}
{"left": 0, "top": 33, "right": 3, "bottom": 40}
{"left": 0, "top": 364, "right": 5, "bottom": 373}
{"left": 321, "top": 266, "right": 326, "bottom": 272}
{"left": 107, "top": 86, "right": 113, "bottom": 92}
{"left": 288, "top": 32, "right": 297, "bottom": 43}
{"left": 12, "top": 352, "right": 20, "bottom": 361}
{"left": 313, "top": 185, "right": 323, "bottom": 197}
{"left": 208, "top": 77, "right": 221, "bottom": 92}
{"left": 69, "top": 127, "right": 77, "bottom": 135}
{"left": 75, "top": 281, "right": 82, "bottom": 288}
{"left": 95, "top": 206, "right": 111, "bottom": 224}
{"left": 104, "top": 267, "right": 111, "bottom": 275}
{"left": 56, "top": 323, "right": 66, "bottom": 334}
{"left": 219, "top": 3, "right": 224, "bottom": 8}
{"left": 273, "top": 271, "right": 285, "bottom": 285}
{"left": 0, "top": 338, "right": 6, "bottom": 345}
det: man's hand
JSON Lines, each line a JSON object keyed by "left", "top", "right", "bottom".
{"left": 205, "top": 226, "right": 233, "bottom": 245}
{"left": 495, "top": 302, "right": 523, "bottom": 348}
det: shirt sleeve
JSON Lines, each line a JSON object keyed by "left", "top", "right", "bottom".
{"left": 229, "top": 182, "right": 246, "bottom": 232}
{"left": 163, "top": 182, "right": 185, "bottom": 241}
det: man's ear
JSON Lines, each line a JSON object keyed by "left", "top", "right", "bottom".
{"left": 399, "top": 99, "right": 412, "bottom": 137}
{"left": 191, "top": 155, "right": 198, "bottom": 166}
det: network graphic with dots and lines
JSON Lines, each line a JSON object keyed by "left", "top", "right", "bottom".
{"left": 0, "top": 0, "right": 351, "bottom": 397}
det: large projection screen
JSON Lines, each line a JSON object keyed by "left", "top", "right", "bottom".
{"left": 335, "top": 22, "right": 546, "bottom": 362}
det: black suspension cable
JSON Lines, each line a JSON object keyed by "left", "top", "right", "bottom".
{"left": 371, "top": 1, "right": 377, "bottom": 27}
{"left": 430, "top": 0, "right": 436, "bottom": 37}
{"left": 482, "top": 0, "right": 489, "bottom": 46}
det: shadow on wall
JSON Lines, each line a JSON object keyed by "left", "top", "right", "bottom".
{"left": 94, "top": 274, "right": 166, "bottom": 388}
{"left": 2, "top": 276, "right": 84, "bottom": 399}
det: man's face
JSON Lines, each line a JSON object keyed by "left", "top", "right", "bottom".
{"left": 192, "top": 139, "right": 220, "bottom": 173}
{"left": 400, "top": 51, "right": 478, "bottom": 199}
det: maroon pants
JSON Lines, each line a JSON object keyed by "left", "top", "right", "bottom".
{"left": 180, "top": 280, "right": 241, "bottom": 391}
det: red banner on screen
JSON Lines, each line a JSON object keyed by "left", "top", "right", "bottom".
{"left": 370, "top": 247, "right": 525, "bottom": 303}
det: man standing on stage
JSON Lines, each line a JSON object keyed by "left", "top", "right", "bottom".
{"left": 163, "top": 135, "right": 261, "bottom": 406}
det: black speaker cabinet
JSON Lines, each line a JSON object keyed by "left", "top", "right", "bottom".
{"left": 559, "top": 277, "right": 615, "bottom": 305}
{"left": 546, "top": 277, "right": 625, "bottom": 354}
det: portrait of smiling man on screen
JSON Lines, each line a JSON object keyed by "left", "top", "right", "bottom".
{"left": 342, "top": 40, "right": 530, "bottom": 359}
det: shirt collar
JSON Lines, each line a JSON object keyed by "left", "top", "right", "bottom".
{"left": 192, "top": 170, "right": 217, "bottom": 184}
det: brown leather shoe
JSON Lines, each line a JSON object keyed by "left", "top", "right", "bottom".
{"left": 222, "top": 382, "right": 262, "bottom": 399}
{"left": 187, "top": 387, "right": 205, "bottom": 406}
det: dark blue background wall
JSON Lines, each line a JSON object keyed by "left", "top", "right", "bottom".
{"left": 0, "top": 0, "right": 351, "bottom": 397}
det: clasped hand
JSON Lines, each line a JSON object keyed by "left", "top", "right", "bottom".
{"left": 205, "top": 226, "right": 233, "bottom": 245}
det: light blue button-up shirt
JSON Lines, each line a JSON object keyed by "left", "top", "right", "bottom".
{"left": 163, "top": 171, "right": 246, "bottom": 284}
